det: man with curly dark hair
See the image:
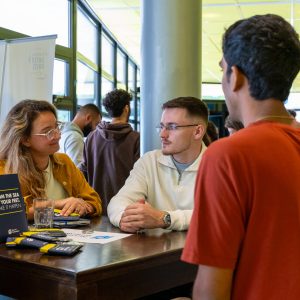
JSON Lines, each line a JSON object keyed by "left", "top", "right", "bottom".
{"left": 182, "top": 14, "right": 300, "bottom": 299}
{"left": 80, "top": 89, "right": 140, "bottom": 215}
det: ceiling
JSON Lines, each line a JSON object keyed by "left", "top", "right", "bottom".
{"left": 86, "top": 0, "right": 300, "bottom": 92}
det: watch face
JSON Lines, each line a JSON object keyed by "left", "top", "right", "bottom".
{"left": 163, "top": 213, "right": 171, "bottom": 226}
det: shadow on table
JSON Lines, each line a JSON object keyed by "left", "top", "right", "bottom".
{"left": 137, "top": 283, "right": 192, "bottom": 300}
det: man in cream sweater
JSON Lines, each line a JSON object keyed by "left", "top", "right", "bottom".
{"left": 108, "top": 96, "right": 208, "bottom": 232}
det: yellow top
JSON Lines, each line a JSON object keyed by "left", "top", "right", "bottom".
{"left": 0, "top": 153, "right": 102, "bottom": 217}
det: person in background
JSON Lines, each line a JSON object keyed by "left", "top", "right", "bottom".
{"left": 0, "top": 100, "right": 102, "bottom": 220}
{"left": 203, "top": 120, "right": 219, "bottom": 146}
{"left": 80, "top": 89, "right": 140, "bottom": 215}
{"left": 224, "top": 115, "right": 244, "bottom": 135}
{"left": 107, "top": 96, "right": 208, "bottom": 232}
{"left": 287, "top": 108, "right": 297, "bottom": 118}
{"left": 59, "top": 103, "right": 101, "bottom": 166}
{"left": 182, "top": 14, "right": 300, "bottom": 300}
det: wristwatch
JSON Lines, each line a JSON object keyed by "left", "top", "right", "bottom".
{"left": 162, "top": 212, "right": 171, "bottom": 227}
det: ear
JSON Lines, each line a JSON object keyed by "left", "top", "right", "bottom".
{"left": 85, "top": 114, "right": 92, "bottom": 123}
{"left": 230, "top": 66, "right": 244, "bottom": 92}
{"left": 21, "top": 138, "right": 31, "bottom": 147}
{"left": 194, "top": 123, "right": 206, "bottom": 140}
{"left": 124, "top": 104, "right": 129, "bottom": 114}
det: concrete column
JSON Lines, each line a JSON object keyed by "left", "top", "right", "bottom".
{"left": 141, "top": 0, "right": 202, "bottom": 153}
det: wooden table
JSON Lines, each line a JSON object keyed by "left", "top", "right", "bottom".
{"left": 0, "top": 217, "right": 196, "bottom": 299}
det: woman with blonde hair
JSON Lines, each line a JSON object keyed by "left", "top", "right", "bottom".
{"left": 0, "top": 99, "right": 102, "bottom": 220}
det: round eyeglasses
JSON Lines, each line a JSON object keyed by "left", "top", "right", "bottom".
{"left": 32, "top": 122, "right": 64, "bottom": 140}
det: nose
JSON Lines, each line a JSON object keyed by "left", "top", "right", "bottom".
{"left": 160, "top": 127, "right": 168, "bottom": 138}
{"left": 51, "top": 129, "right": 61, "bottom": 140}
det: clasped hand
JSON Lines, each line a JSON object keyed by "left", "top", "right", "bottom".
{"left": 119, "top": 200, "right": 165, "bottom": 233}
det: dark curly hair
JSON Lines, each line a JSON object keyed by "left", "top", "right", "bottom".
{"left": 223, "top": 14, "right": 300, "bottom": 102}
{"left": 103, "top": 89, "right": 132, "bottom": 117}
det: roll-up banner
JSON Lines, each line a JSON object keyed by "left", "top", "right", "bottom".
{"left": 0, "top": 35, "right": 57, "bottom": 127}
{"left": 0, "top": 41, "right": 6, "bottom": 115}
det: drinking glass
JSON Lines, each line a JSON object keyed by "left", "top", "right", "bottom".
{"left": 33, "top": 198, "right": 54, "bottom": 229}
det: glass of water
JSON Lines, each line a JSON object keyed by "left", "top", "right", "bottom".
{"left": 33, "top": 198, "right": 54, "bottom": 229}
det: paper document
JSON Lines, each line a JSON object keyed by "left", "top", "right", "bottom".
{"left": 63, "top": 228, "right": 132, "bottom": 244}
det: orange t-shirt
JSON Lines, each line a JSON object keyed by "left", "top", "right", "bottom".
{"left": 182, "top": 121, "right": 300, "bottom": 299}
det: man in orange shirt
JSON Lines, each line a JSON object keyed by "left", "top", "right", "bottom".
{"left": 182, "top": 14, "right": 300, "bottom": 300}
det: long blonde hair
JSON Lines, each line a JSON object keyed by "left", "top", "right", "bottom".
{"left": 0, "top": 99, "right": 57, "bottom": 198}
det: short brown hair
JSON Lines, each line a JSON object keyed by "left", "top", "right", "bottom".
{"left": 162, "top": 97, "right": 208, "bottom": 124}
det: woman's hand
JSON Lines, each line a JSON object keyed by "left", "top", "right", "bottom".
{"left": 55, "top": 197, "right": 94, "bottom": 216}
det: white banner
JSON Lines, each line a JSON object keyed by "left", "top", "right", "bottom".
{"left": 0, "top": 41, "right": 6, "bottom": 113}
{"left": 0, "top": 35, "right": 56, "bottom": 127}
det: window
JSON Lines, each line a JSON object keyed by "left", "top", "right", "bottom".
{"left": 202, "top": 83, "right": 225, "bottom": 100}
{"left": 77, "top": 7, "right": 97, "bottom": 64}
{"left": 53, "top": 59, "right": 68, "bottom": 96}
{"left": 101, "top": 33, "right": 114, "bottom": 76}
{"left": 57, "top": 109, "right": 71, "bottom": 122}
{"left": 117, "top": 48, "right": 126, "bottom": 84}
{"left": 0, "top": 1, "right": 140, "bottom": 130}
{"left": 0, "top": 0, "right": 69, "bottom": 47}
{"left": 77, "top": 61, "right": 97, "bottom": 106}
{"left": 128, "top": 61, "right": 135, "bottom": 92}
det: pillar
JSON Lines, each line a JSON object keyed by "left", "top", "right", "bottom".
{"left": 141, "top": 0, "right": 202, "bottom": 153}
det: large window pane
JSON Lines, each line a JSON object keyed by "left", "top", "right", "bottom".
{"left": 129, "top": 99, "right": 135, "bottom": 122}
{"left": 53, "top": 59, "right": 68, "bottom": 96}
{"left": 128, "top": 61, "right": 135, "bottom": 92}
{"left": 128, "top": 61, "right": 136, "bottom": 122}
{"left": 101, "top": 77, "right": 114, "bottom": 115}
{"left": 117, "top": 49, "right": 126, "bottom": 84}
{"left": 77, "top": 61, "right": 97, "bottom": 106}
{"left": 202, "top": 83, "right": 225, "bottom": 100}
{"left": 0, "top": 0, "right": 69, "bottom": 47}
{"left": 57, "top": 110, "right": 71, "bottom": 123}
{"left": 77, "top": 7, "right": 97, "bottom": 64}
{"left": 102, "top": 33, "right": 114, "bottom": 75}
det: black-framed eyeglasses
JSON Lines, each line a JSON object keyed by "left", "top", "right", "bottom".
{"left": 32, "top": 122, "right": 64, "bottom": 140}
{"left": 156, "top": 123, "right": 199, "bottom": 133}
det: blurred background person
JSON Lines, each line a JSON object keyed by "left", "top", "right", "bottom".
{"left": 203, "top": 120, "right": 219, "bottom": 146}
{"left": 287, "top": 109, "right": 297, "bottom": 118}
{"left": 224, "top": 115, "right": 244, "bottom": 136}
{"left": 80, "top": 89, "right": 140, "bottom": 215}
{"left": 59, "top": 103, "right": 101, "bottom": 166}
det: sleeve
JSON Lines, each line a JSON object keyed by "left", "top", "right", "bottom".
{"left": 182, "top": 144, "right": 247, "bottom": 269}
{"left": 169, "top": 209, "right": 192, "bottom": 231}
{"left": 65, "top": 156, "right": 102, "bottom": 217}
{"left": 64, "top": 133, "right": 84, "bottom": 167}
{"left": 107, "top": 156, "right": 148, "bottom": 227}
